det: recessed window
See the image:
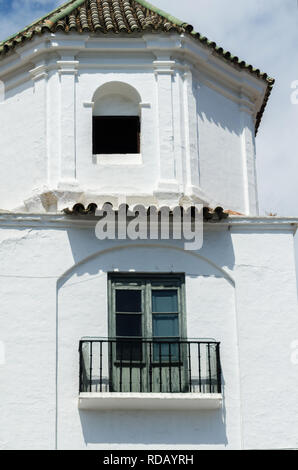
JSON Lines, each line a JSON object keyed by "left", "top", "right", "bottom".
{"left": 108, "top": 274, "right": 187, "bottom": 392}
{"left": 93, "top": 116, "right": 140, "bottom": 154}
{"left": 92, "top": 82, "right": 142, "bottom": 156}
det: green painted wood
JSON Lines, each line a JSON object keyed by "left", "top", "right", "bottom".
{"left": 108, "top": 273, "right": 188, "bottom": 393}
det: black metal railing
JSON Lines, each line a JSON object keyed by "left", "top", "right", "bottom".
{"left": 79, "top": 338, "right": 221, "bottom": 394}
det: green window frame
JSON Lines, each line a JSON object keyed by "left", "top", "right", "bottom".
{"left": 108, "top": 273, "right": 188, "bottom": 392}
{"left": 108, "top": 273, "right": 186, "bottom": 345}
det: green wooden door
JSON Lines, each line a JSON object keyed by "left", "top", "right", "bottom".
{"left": 108, "top": 274, "right": 188, "bottom": 393}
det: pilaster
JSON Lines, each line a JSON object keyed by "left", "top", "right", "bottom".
{"left": 29, "top": 59, "right": 49, "bottom": 186}
{"left": 57, "top": 55, "right": 79, "bottom": 189}
{"left": 183, "top": 67, "right": 200, "bottom": 196}
{"left": 239, "top": 93, "right": 259, "bottom": 216}
{"left": 153, "top": 56, "right": 180, "bottom": 201}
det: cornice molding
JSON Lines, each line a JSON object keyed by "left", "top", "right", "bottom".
{"left": 0, "top": 213, "right": 296, "bottom": 232}
{"left": 0, "top": 33, "right": 267, "bottom": 117}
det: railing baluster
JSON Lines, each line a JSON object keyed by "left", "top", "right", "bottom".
{"left": 159, "top": 342, "right": 162, "bottom": 393}
{"left": 207, "top": 343, "right": 212, "bottom": 393}
{"left": 129, "top": 340, "right": 133, "bottom": 392}
{"left": 216, "top": 343, "right": 221, "bottom": 393}
{"left": 108, "top": 340, "right": 113, "bottom": 392}
{"left": 178, "top": 341, "right": 182, "bottom": 392}
{"left": 139, "top": 339, "right": 142, "bottom": 393}
{"left": 89, "top": 342, "right": 93, "bottom": 392}
{"left": 99, "top": 341, "right": 103, "bottom": 392}
{"left": 149, "top": 341, "right": 153, "bottom": 393}
{"left": 169, "top": 342, "right": 172, "bottom": 393}
{"left": 187, "top": 342, "right": 192, "bottom": 392}
{"left": 79, "top": 341, "right": 83, "bottom": 393}
{"left": 119, "top": 341, "right": 123, "bottom": 392}
{"left": 198, "top": 343, "right": 201, "bottom": 393}
{"left": 78, "top": 339, "right": 221, "bottom": 396}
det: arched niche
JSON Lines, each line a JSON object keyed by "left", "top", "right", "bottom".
{"left": 92, "top": 82, "right": 142, "bottom": 155}
{"left": 92, "top": 81, "right": 141, "bottom": 116}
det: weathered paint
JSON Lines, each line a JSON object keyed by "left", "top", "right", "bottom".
{"left": 0, "top": 33, "right": 268, "bottom": 215}
{"left": 0, "top": 24, "right": 296, "bottom": 451}
{"left": 0, "top": 216, "right": 297, "bottom": 449}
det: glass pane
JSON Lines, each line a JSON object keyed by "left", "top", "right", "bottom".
{"left": 116, "top": 314, "right": 142, "bottom": 337}
{"left": 152, "top": 290, "right": 178, "bottom": 313}
{"left": 153, "top": 314, "right": 179, "bottom": 337}
{"left": 116, "top": 289, "right": 141, "bottom": 312}
{"left": 153, "top": 341, "right": 179, "bottom": 362}
{"left": 116, "top": 340, "right": 142, "bottom": 361}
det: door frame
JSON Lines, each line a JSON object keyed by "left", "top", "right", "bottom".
{"left": 107, "top": 272, "right": 187, "bottom": 392}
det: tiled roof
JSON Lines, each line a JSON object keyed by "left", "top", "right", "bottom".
{"left": 63, "top": 203, "right": 230, "bottom": 221}
{"left": 0, "top": 0, "right": 274, "bottom": 134}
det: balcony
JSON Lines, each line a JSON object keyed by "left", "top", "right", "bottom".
{"left": 78, "top": 338, "right": 222, "bottom": 410}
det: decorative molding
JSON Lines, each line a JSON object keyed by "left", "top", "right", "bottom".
{"left": 0, "top": 35, "right": 267, "bottom": 124}
{"left": 58, "top": 57, "right": 78, "bottom": 184}
{"left": 0, "top": 212, "right": 296, "bottom": 232}
{"left": 83, "top": 101, "right": 94, "bottom": 109}
{"left": 183, "top": 66, "right": 200, "bottom": 190}
{"left": 57, "top": 59, "right": 79, "bottom": 75}
{"left": 29, "top": 63, "right": 48, "bottom": 81}
{"left": 154, "top": 56, "right": 178, "bottom": 190}
{"left": 153, "top": 58, "right": 176, "bottom": 76}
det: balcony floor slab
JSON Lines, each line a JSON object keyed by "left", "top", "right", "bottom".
{"left": 78, "top": 392, "right": 222, "bottom": 411}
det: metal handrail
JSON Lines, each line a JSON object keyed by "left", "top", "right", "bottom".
{"left": 79, "top": 338, "right": 222, "bottom": 394}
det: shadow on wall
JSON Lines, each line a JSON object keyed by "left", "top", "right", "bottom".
{"left": 4, "top": 78, "right": 33, "bottom": 101}
{"left": 197, "top": 84, "right": 242, "bottom": 136}
{"left": 57, "top": 237, "right": 231, "bottom": 448}
{"left": 78, "top": 408, "right": 228, "bottom": 447}
{"left": 78, "top": 373, "right": 228, "bottom": 447}
{"left": 61, "top": 227, "right": 236, "bottom": 283}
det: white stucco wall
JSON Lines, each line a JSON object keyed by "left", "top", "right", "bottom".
{"left": 0, "top": 27, "right": 294, "bottom": 452}
{"left": 0, "top": 80, "right": 48, "bottom": 209}
{"left": 0, "top": 33, "right": 267, "bottom": 214}
{"left": 0, "top": 215, "right": 297, "bottom": 450}
{"left": 232, "top": 229, "right": 298, "bottom": 449}
{"left": 198, "top": 85, "right": 245, "bottom": 212}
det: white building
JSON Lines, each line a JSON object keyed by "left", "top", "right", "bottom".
{"left": 0, "top": 0, "right": 297, "bottom": 450}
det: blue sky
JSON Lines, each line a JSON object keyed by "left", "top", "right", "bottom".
{"left": 0, "top": 1, "right": 61, "bottom": 38}
{"left": 0, "top": 0, "right": 297, "bottom": 279}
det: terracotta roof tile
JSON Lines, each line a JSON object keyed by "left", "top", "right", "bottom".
{"left": 0, "top": 0, "right": 274, "bottom": 134}
{"left": 224, "top": 209, "right": 244, "bottom": 216}
{"left": 63, "top": 203, "right": 230, "bottom": 222}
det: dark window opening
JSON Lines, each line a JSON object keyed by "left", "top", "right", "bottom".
{"left": 93, "top": 116, "right": 140, "bottom": 154}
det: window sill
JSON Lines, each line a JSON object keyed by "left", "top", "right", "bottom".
{"left": 78, "top": 392, "right": 222, "bottom": 411}
{"left": 94, "top": 154, "right": 142, "bottom": 165}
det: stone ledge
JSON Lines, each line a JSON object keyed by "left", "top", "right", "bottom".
{"left": 78, "top": 392, "right": 223, "bottom": 411}
{"left": 0, "top": 212, "right": 297, "bottom": 232}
